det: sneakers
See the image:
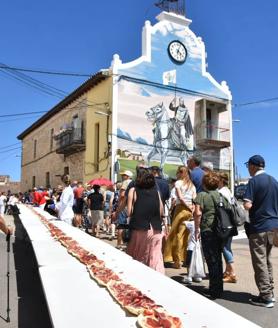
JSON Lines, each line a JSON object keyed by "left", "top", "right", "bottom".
{"left": 183, "top": 276, "right": 192, "bottom": 284}
{"left": 250, "top": 296, "right": 274, "bottom": 308}
{"left": 183, "top": 276, "right": 202, "bottom": 284}
{"left": 193, "top": 277, "right": 203, "bottom": 283}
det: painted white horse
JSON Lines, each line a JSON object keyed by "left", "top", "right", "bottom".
{"left": 145, "top": 102, "right": 191, "bottom": 172}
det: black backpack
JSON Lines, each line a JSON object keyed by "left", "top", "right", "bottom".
{"left": 210, "top": 192, "right": 238, "bottom": 240}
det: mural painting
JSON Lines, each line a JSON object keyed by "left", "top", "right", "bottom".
{"left": 116, "top": 79, "right": 231, "bottom": 178}
{"left": 112, "top": 12, "right": 232, "bottom": 179}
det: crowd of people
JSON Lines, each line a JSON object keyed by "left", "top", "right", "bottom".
{"left": 1, "top": 154, "right": 277, "bottom": 308}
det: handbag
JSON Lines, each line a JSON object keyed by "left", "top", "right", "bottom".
{"left": 121, "top": 189, "right": 136, "bottom": 243}
{"left": 189, "top": 241, "right": 206, "bottom": 278}
{"left": 231, "top": 198, "right": 248, "bottom": 226}
{"left": 122, "top": 224, "right": 132, "bottom": 243}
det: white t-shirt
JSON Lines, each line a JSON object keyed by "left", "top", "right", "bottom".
{"left": 218, "top": 186, "right": 233, "bottom": 204}
{"left": 175, "top": 180, "right": 196, "bottom": 205}
{"left": 0, "top": 195, "right": 6, "bottom": 206}
{"left": 57, "top": 186, "right": 74, "bottom": 223}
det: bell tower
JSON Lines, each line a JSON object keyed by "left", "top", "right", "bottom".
{"left": 155, "top": 0, "right": 186, "bottom": 16}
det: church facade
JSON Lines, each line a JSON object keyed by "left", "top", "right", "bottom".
{"left": 110, "top": 11, "right": 233, "bottom": 181}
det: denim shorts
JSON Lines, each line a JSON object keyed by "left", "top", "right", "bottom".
{"left": 117, "top": 211, "right": 128, "bottom": 225}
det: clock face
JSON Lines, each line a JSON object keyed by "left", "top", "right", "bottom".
{"left": 168, "top": 41, "right": 187, "bottom": 64}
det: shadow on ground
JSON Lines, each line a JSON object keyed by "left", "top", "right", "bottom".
{"left": 13, "top": 214, "right": 52, "bottom": 328}
{"left": 171, "top": 275, "right": 253, "bottom": 305}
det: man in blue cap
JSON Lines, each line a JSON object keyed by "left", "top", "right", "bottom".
{"left": 243, "top": 155, "right": 278, "bottom": 308}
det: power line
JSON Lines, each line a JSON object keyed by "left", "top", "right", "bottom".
{"left": 0, "top": 63, "right": 67, "bottom": 99}
{"left": 0, "top": 111, "right": 47, "bottom": 118}
{"left": 0, "top": 143, "right": 21, "bottom": 150}
{"left": 0, "top": 115, "right": 42, "bottom": 124}
{"left": 0, "top": 99, "right": 109, "bottom": 119}
{"left": 0, "top": 62, "right": 108, "bottom": 110}
{"left": 0, "top": 150, "right": 21, "bottom": 162}
{"left": 0, "top": 64, "right": 92, "bottom": 77}
{"left": 233, "top": 97, "right": 278, "bottom": 108}
{"left": 0, "top": 147, "right": 21, "bottom": 154}
{"left": 1, "top": 64, "right": 278, "bottom": 108}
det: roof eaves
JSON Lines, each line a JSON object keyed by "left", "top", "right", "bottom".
{"left": 17, "top": 71, "right": 107, "bottom": 140}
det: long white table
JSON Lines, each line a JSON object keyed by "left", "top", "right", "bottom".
{"left": 18, "top": 204, "right": 261, "bottom": 328}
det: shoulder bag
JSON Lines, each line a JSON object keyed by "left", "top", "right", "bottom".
{"left": 231, "top": 197, "right": 248, "bottom": 226}
{"left": 122, "top": 188, "right": 136, "bottom": 243}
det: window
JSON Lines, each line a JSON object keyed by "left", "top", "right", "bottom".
{"left": 206, "top": 108, "right": 212, "bottom": 139}
{"left": 34, "top": 139, "right": 37, "bottom": 159}
{"left": 46, "top": 172, "right": 50, "bottom": 187}
{"left": 94, "top": 123, "right": 100, "bottom": 172}
{"left": 72, "top": 115, "right": 82, "bottom": 141}
{"left": 64, "top": 166, "right": 69, "bottom": 175}
{"left": 50, "top": 129, "right": 54, "bottom": 150}
{"left": 32, "top": 176, "right": 36, "bottom": 188}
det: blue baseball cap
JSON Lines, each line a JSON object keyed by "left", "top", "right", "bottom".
{"left": 245, "top": 155, "right": 265, "bottom": 168}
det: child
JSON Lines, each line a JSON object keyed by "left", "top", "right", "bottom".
{"left": 183, "top": 221, "right": 203, "bottom": 284}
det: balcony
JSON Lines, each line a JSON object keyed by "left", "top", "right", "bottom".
{"left": 55, "top": 127, "right": 85, "bottom": 155}
{"left": 195, "top": 121, "right": 230, "bottom": 149}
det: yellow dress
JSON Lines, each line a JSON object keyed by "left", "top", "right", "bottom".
{"left": 163, "top": 204, "right": 192, "bottom": 265}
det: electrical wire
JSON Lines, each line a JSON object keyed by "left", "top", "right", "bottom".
{"left": 233, "top": 97, "right": 278, "bottom": 108}
{"left": 0, "top": 111, "right": 48, "bottom": 118}
{"left": 0, "top": 63, "right": 67, "bottom": 99}
{"left": 1, "top": 63, "right": 278, "bottom": 109}
{"left": 0, "top": 64, "right": 91, "bottom": 77}
{"left": 0, "top": 143, "right": 20, "bottom": 150}
{"left": 0, "top": 147, "right": 21, "bottom": 154}
{"left": 0, "top": 62, "right": 109, "bottom": 111}
{"left": 0, "top": 69, "right": 64, "bottom": 99}
{"left": 0, "top": 150, "right": 21, "bottom": 162}
{"left": 0, "top": 115, "right": 42, "bottom": 124}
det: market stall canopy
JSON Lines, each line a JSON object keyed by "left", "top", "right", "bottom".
{"left": 87, "top": 177, "right": 113, "bottom": 187}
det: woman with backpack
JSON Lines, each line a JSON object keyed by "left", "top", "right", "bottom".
{"left": 194, "top": 171, "right": 231, "bottom": 299}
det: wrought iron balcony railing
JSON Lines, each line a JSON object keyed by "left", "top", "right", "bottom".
{"left": 54, "top": 127, "right": 85, "bottom": 155}
{"left": 195, "top": 121, "right": 230, "bottom": 149}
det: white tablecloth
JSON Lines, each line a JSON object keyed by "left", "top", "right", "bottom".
{"left": 18, "top": 204, "right": 261, "bottom": 328}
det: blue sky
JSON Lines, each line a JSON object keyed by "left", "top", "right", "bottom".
{"left": 1, "top": 0, "right": 278, "bottom": 181}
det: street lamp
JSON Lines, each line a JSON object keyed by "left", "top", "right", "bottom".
{"left": 232, "top": 119, "right": 240, "bottom": 186}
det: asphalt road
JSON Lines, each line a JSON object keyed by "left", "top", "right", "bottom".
{"left": 0, "top": 215, "right": 277, "bottom": 328}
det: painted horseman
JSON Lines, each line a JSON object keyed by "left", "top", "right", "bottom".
{"left": 145, "top": 102, "right": 192, "bottom": 173}
{"left": 169, "top": 97, "right": 194, "bottom": 149}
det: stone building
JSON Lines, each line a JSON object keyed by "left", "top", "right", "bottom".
{"left": 0, "top": 175, "right": 21, "bottom": 193}
{"left": 18, "top": 73, "right": 112, "bottom": 191}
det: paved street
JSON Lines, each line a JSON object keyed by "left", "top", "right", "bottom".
{"left": 165, "top": 238, "right": 278, "bottom": 328}
{"left": 0, "top": 214, "right": 277, "bottom": 328}
{"left": 0, "top": 215, "right": 51, "bottom": 328}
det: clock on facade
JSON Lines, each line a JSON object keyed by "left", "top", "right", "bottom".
{"left": 168, "top": 40, "right": 187, "bottom": 64}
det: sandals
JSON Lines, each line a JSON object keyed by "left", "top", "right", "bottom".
{"left": 223, "top": 274, "right": 237, "bottom": 283}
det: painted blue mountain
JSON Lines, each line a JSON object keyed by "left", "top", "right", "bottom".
{"left": 135, "top": 137, "right": 148, "bottom": 145}
{"left": 117, "top": 128, "right": 132, "bottom": 141}
{"left": 140, "top": 88, "right": 151, "bottom": 97}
